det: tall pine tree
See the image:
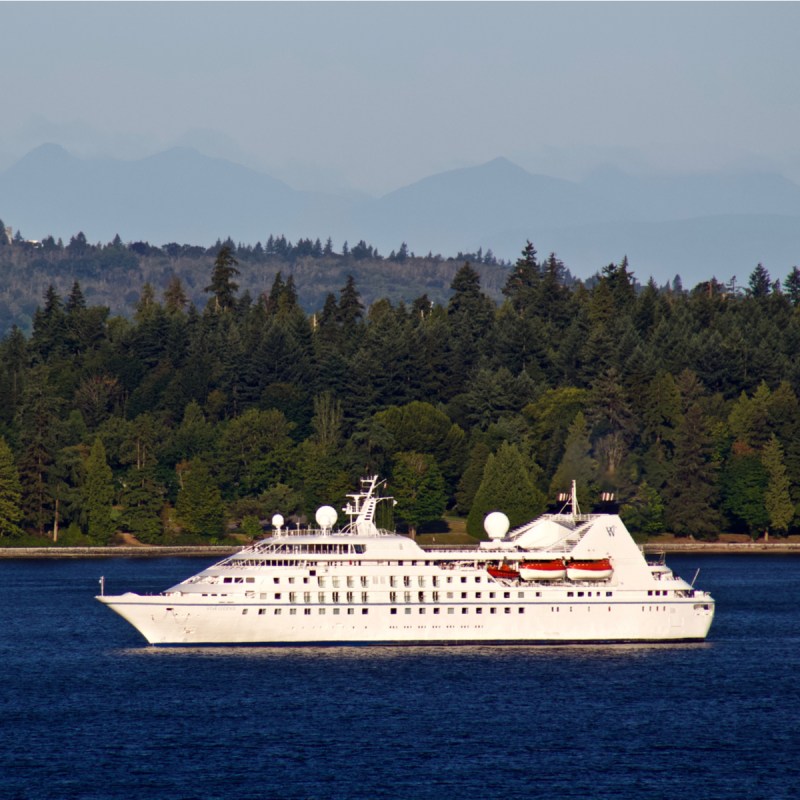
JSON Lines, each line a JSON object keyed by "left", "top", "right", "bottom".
{"left": 0, "top": 436, "right": 24, "bottom": 538}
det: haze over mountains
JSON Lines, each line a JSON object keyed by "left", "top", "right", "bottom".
{"left": 3, "top": 143, "right": 800, "bottom": 287}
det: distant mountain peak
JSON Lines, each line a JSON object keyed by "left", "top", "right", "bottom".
{"left": 18, "top": 142, "right": 73, "bottom": 163}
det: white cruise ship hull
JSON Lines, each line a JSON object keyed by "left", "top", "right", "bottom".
{"left": 98, "top": 592, "right": 713, "bottom": 646}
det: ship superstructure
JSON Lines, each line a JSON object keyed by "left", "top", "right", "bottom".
{"left": 97, "top": 477, "right": 714, "bottom": 645}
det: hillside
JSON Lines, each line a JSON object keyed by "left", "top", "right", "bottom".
{"left": 3, "top": 145, "right": 800, "bottom": 286}
{"left": 0, "top": 234, "right": 511, "bottom": 335}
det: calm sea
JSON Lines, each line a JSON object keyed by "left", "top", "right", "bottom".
{"left": 1, "top": 554, "right": 798, "bottom": 800}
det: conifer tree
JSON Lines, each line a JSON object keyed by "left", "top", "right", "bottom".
{"left": 338, "top": 275, "right": 364, "bottom": 327}
{"left": 164, "top": 276, "right": 188, "bottom": 314}
{"left": 467, "top": 442, "right": 544, "bottom": 538}
{"left": 266, "top": 272, "right": 285, "bottom": 315}
{"left": 455, "top": 439, "right": 491, "bottom": 514}
{"left": 83, "top": 437, "right": 115, "bottom": 543}
{"left": 176, "top": 460, "right": 224, "bottom": 538}
{"left": 134, "top": 283, "right": 158, "bottom": 322}
{"left": 663, "top": 373, "right": 720, "bottom": 538}
{"left": 549, "top": 412, "right": 598, "bottom": 508}
{"left": 30, "top": 285, "right": 67, "bottom": 361}
{"left": 783, "top": 267, "right": 800, "bottom": 306}
{"left": 204, "top": 245, "right": 240, "bottom": 312}
{"left": 0, "top": 436, "right": 24, "bottom": 538}
{"left": 119, "top": 465, "right": 165, "bottom": 543}
{"left": 762, "top": 435, "right": 794, "bottom": 535}
{"left": 748, "top": 263, "right": 771, "bottom": 298}
{"left": 66, "top": 281, "right": 86, "bottom": 314}
{"left": 16, "top": 365, "right": 63, "bottom": 536}
{"left": 502, "top": 240, "right": 539, "bottom": 312}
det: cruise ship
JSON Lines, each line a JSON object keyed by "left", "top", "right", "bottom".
{"left": 97, "top": 477, "right": 715, "bottom": 645}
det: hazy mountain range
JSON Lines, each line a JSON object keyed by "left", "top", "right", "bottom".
{"left": 3, "top": 143, "right": 800, "bottom": 287}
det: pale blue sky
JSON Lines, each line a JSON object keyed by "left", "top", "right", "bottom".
{"left": 3, "top": 2, "right": 800, "bottom": 194}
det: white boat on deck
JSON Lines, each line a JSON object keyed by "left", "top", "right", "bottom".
{"left": 566, "top": 558, "right": 614, "bottom": 581}
{"left": 97, "top": 477, "right": 715, "bottom": 646}
{"left": 519, "top": 559, "right": 567, "bottom": 581}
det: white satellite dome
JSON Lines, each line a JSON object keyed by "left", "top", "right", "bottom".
{"left": 271, "top": 513, "right": 285, "bottom": 530}
{"left": 315, "top": 505, "right": 338, "bottom": 530}
{"left": 483, "top": 511, "right": 510, "bottom": 540}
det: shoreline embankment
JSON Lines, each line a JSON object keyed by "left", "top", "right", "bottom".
{"left": 2, "top": 542, "right": 800, "bottom": 558}
{"left": 0, "top": 546, "right": 240, "bottom": 559}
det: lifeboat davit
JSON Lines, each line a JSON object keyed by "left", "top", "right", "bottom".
{"left": 567, "top": 558, "right": 613, "bottom": 581}
{"left": 519, "top": 559, "right": 567, "bottom": 581}
{"left": 487, "top": 563, "right": 520, "bottom": 580}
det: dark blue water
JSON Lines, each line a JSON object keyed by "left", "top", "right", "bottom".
{"left": 1, "top": 555, "right": 799, "bottom": 800}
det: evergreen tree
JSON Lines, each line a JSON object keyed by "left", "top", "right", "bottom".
{"left": 663, "top": 373, "right": 720, "bottom": 538}
{"left": 167, "top": 400, "right": 216, "bottom": 462}
{"left": 748, "top": 263, "right": 771, "bottom": 298}
{"left": 549, "top": 412, "right": 598, "bottom": 508}
{"left": 0, "top": 436, "right": 24, "bottom": 538}
{"left": 16, "top": 366, "right": 63, "bottom": 536}
{"left": 66, "top": 281, "right": 86, "bottom": 314}
{"left": 446, "top": 263, "right": 495, "bottom": 394}
{"left": 720, "top": 450, "right": 768, "bottom": 536}
{"left": 467, "top": 442, "right": 545, "bottom": 538}
{"left": 783, "top": 267, "right": 800, "bottom": 306}
{"left": 728, "top": 383, "right": 772, "bottom": 450}
{"left": 204, "top": 245, "right": 240, "bottom": 312}
{"left": 83, "top": 437, "right": 115, "bottom": 543}
{"left": 620, "top": 481, "right": 665, "bottom": 535}
{"left": 455, "top": 439, "right": 491, "bottom": 514}
{"left": 30, "top": 285, "right": 67, "bottom": 362}
{"left": 762, "top": 435, "right": 794, "bottom": 535}
{"left": 164, "top": 276, "right": 188, "bottom": 314}
{"left": 176, "top": 460, "right": 225, "bottom": 538}
{"left": 266, "top": 272, "right": 285, "bottom": 315}
{"left": 0, "top": 325, "right": 28, "bottom": 426}
{"left": 586, "top": 367, "right": 634, "bottom": 479}
{"left": 502, "top": 240, "right": 539, "bottom": 312}
{"left": 134, "top": 283, "right": 158, "bottom": 322}
{"left": 119, "top": 465, "right": 165, "bottom": 543}
{"left": 538, "top": 252, "right": 572, "bottom": 331}
{"left": 598, "top": 256, "right": 637, "bottom": 314}
{"left": 338, "top": 275, "right": 364, "bottom": 328}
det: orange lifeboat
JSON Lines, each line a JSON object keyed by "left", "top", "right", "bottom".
{"left": 519, "top": 559, "right": 567, "bottom": 581}
{"left": 567, "top": 558, "right": 613, "bottom": 581}
{"left": 487, "top": 563, "right": 520, "bottom": 580}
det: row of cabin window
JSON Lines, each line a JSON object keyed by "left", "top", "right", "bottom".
{"left": 262, "top": 544, "right": 367, "bottom": 554}
{"left": 221, "top": 573, "right": 487, "bottom": 587}
{"left": 238, "top": 590, "right": 533, "bottom": 602}
{"left": 223, "top": 560, "right": 491, "bottom": 571}
{"left": 243, "top": 607, "right": 529, "bottom": 617}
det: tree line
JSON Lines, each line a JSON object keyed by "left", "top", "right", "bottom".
{"left": 0, "top": 221, "right": 512, "bottom": 336}
{"left": 1, "top": 238, "right": 800, "bottom": 545}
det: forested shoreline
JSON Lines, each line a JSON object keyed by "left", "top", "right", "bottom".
{"left": 1, "top": 232, "right": 800, "bottom": 546}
